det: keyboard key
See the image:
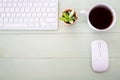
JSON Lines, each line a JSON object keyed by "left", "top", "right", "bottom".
{"left": 35, "top": 23, "right": 39, "bottom": 27}
{"left": 4, "top": 18, "right": 9, "bottom": 22}
{"left": 45, "top": 18, "right": 56, "bottom": 22}
{"left": 28, "top": 23, "right": 34, "bottom": 28}
{"left": 4, "top": 23, "right": 27, "bottom": 29}
{"left": 32, "top": 13, "right": 36, "bottom": 17}
{"left": 0, "top": 8, "right": 4, "bottom": 12}
{"left": 13, "top": 18, "right": 19, "bottom": 22}
{"left": 0, "top": 23, "right": 3, "bottom": 28}
{"left": 9, "top": 18, "right": 14, "bottom": 22}
{"left": 0, "top": 18, "right": 3, "bottom": 22}
{"left": 34, "top": 18, "right": 39, "bottom": 22}
{"left": 6, "top": 13, "right": 11, "bottom": 17}
{"left": 41, "top": 8, "right": 45, "bottom": 12}
{"left": 19, "top": 18, "right": 24, "bottom": 22}
{"left": 42, "top": 13, "right": 47, "bottom": 17}
{"left": 10, "top": 8, "right": 14, "bottom": 12}
{"left": 21, "top": 13, "right": 26, "bottom": 17}
{"left": 16, "top": 13, "right": 21, "bottom": 17}
{"left": 37, "top": 13, "right": 41, "bottom": 17}
{"left": 48, "top": 13, "right": 56, "bottom": 17}
{"left": 11, "top": 13, "right": 16, "bottom": 17}
{"left": 24, "top": 18, "right": 29, "bottom": 22}
{"left": 5, "top": 8, "right": 9, "bottom": 12}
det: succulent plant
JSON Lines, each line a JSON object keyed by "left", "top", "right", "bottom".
{"left": 59, "top": 9, "right": 77, "bottom": 24}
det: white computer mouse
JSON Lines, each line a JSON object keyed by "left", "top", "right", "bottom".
{"left": 91, "top": 40, "right": 109, "bottom": 72}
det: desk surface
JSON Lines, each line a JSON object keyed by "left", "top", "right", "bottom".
{"left": 0, "top": 0, "right": 120, "bottom": 80}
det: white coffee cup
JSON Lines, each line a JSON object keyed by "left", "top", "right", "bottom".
{"left": 81, "top": 3, "right": 116, "bottom": 31}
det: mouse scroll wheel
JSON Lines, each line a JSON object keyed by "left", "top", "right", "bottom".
{"left": 98, "top": 43, "right": 101, "bottom": 48}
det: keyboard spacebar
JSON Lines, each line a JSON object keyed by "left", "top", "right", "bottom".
{"left": 4, "top": 23, "right": 28, "bottom": 29}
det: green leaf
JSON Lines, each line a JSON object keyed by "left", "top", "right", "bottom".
{"left": 59, "top": 17, "right": 65, "bottom": 21}
{"left": 71, "top": 16, "right": 76, "bottom": 21}
{"left": 62, "top": 12, "right": 69, "bottom": 18}
{"left": 59, "top": 17, "right": 69, "bottom": 22}
{"left": 69, "top": 20, "right": 74, "bottom": 24}
{"left": 69, "top": 17, "right": 74, "bottom": 24}
{"left": 69, "top": 9, "right": 75, "bottom": 17}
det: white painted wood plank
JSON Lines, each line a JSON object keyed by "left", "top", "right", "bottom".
{"left": 0, "top": 58, "right": 119, "bottom": 80}
{"left": 0, "top": 33, "right": 120, "bottom": 58}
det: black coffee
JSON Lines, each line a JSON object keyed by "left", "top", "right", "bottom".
{"left": 89, "top": 6, "right": 113, "bottom": 29}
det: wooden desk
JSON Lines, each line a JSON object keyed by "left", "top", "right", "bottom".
{"left": 0, "top": 0, "right": 120, "bottom": 80}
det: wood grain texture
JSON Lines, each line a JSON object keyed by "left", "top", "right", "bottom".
{"left": 0, "top": 58, "right": 120, "bottom": 80}
{"left": 0, "top": 33, "right": 120, "bottom": 58}
{"left": 0, "top": 0, "right": 120, "bottom": 80}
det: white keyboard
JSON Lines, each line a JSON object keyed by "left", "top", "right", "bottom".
{"left": 0, "top": 0, "right": 58, "bottom": 30}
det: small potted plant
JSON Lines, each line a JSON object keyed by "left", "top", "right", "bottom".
{"left": 59, "top": 9, "right": 78, "bottom": 25}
